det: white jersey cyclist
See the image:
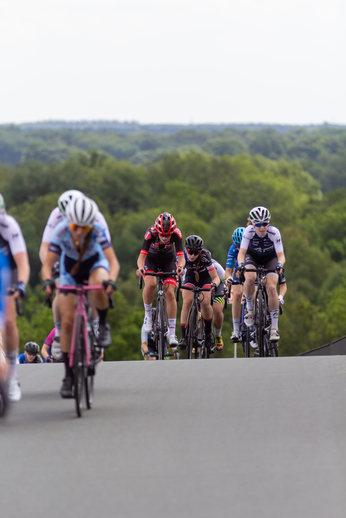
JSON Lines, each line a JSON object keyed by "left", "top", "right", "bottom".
{"left": 240, "top": 225, "right": 283, "bottom": 259}
{"left": 0, "top": 214, "right": 28, "bottom": 268}
{"left": 42, "top": 206, "right": 111, "bottom": 245}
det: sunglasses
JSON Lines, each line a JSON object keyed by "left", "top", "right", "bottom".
{"left": 187, "top": 250, "right": 200, "bottom": 255}
{"left": 255, "top": 222, "right": 269, "bottom": 228}
{"left": 69, "top": 223, "right": 92, "bottom": 233}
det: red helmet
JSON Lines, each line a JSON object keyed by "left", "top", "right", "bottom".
{"left": 155, "top": 212, "right": 176, "bottom": 236}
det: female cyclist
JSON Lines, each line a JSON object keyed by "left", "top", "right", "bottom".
{"left": 136, "top": 212, "right": 185, "bottom": 350}
{"left": 179, "top": 235, "right": 220, "bottom": 351}
{"left": 42, "top": 195, "right": 120, "bottom": 398}
{"left": 225, "top": 227, "right": 245, "bottom": 342}
{"left": 236, "top": 206, "right": 285, "bottom": 342}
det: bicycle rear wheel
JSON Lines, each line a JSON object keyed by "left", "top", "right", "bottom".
{"left": 74, "top": 314, "right": 86, "bottom": 418}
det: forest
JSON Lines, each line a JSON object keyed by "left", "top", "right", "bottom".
{"left": 1, "top": 123, "right": 346, "bottom": 360}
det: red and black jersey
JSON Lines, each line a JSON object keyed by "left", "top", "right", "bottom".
{"left": 140, "top": 226, "right": 184, "bottom": 259}
{"left": 185, "top": 248, "right": 215, "bottom": 275}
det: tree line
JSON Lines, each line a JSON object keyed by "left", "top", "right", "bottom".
{"left": 0, "top": 149, "right": 346, "bottom": 360}
{"left": 1, "top": 123, "right": 346, "bottom": 194}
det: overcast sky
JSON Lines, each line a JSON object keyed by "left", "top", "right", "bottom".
{"left": 1, "top": 0, "right": 345, "bottom": 125}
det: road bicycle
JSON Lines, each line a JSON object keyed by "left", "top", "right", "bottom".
{"left": 139, "top": 271, "right": 180, "bottom": 360}
{"left": 241, "top": 266, "right": 279, "bottom": 358}
{"left": 178, "top": 284, "right": 215, "bottom": 359}
{"left": 56, "top": 283, "right": 112, "bottom": 417}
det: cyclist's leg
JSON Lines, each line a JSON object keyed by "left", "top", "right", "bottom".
{"left": 179, "top": 288, "right": 193, "bottom": 349}
{"left": 243, "top": 255, "right": 257, "bottom": 325}
{"left": 231, "top": 283, "right": 242, "bottom": 341}
{"left": 213, "top": 280, "right": 225, "bottom": 350}
{"left": 4, "top": 296, "right": 21, "bottom": 401}
{"left": 88, "top": 266, "right": 112, "bottom": 347}
{"left": 59, "top": 290, "right": 77, "bottom": 397}
{"left": 142, "top": 258, "right": 157, "bottom": 331}
{"left": 164, "top": 275, "right": 178, "bottom": 347}
{"left": 265, "top": 258, "right": 280, "bottom": 340}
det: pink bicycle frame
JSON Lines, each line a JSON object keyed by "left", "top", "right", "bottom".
{"left": 57, "top": 285, "right": 104, "bottom": 369}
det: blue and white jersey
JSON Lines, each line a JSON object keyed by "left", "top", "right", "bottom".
{"left": 225, "top": 243, "right": 239, "bottom": 270}
{"left": 17, "top": 353, "right": 43, "bottom": 364}
{"left": 48, "top": 219, "right": 111, "bottom": 261}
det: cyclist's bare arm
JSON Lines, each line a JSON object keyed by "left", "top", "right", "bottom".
{"left": 136, "top": 252, "right": 147, "bottom": 276}
{"left": 13, "top": 251, "right": 30, "bottom": 298}
{"left": 104, "top": 247, "right": 120, "bottom": 281}
{"left": 41, "top": 251, "right": 57, "bottom": 295}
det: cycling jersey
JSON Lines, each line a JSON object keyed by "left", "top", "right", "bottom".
{"left": 17, "top": 353, "right": 43, "bottom": 364}
{"left": 43, "top": 328, "right": 56, "bottom": 358}
{"left": 240, "top": 225, "right": 283, "bottom": 258}
{"left": 184, "top": 249, "right": 215, "bottom": 275}
{"left": 48, "top": 219, "right": 111, "bottom": 286}
{"left": 42, "top": 207, "right": 111, "bottom": 244}
{"left": 0, "top": 214, "right": 28, "bottom": 270}
{"left": 226, "top": 243, "right": 239, "bottom": 270}
{"left": 140, "top": 226, "right": 184, "bottom": 260}
{"left": 0, "top": 247, "right": 10, "bottom": 328}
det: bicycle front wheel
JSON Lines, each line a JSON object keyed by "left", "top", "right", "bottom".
{"left": 74, "top": 314, "right": 86, "bottom": 417}
{"left": 156, "top": 300, "right": 166, "bottom": 360}
{"left": 255, "top": 292, "right": 265, "bottom": 357}
{"left": 187, "top": 306, "right": 198, "bottom": 359}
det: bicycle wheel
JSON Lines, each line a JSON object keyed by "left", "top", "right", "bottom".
{"left": 268, "top": 341, "right": 279, "bottom": 357}
{"left": 85, "top": 334, "right": 95, "bottom": 409}
{"left": 156, "top": 299, "right": 166, "bottom": 360}
{"left": 73, "top": 314, "right": 86, "bottom": 418}
{"left": 0, "top": 383, "right": 8, "bottom": 417}
{"left": 187, "top": 306, "right": 198, "bottom": 359}
{"left": 255, "top": 292, "right": 265, "bottom": 357}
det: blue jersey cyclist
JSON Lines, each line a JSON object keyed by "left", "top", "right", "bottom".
{"left": 225, "top": 227, "right": 245, "bottom": 342}
{"left": 42, "top": 195, "right": 120, "bottom": 399}
{"left": 179, "top": 235, "right": 220, "bottom": 351}
{"left": 236, "top": 206, "right": 285, "bottom": 342}
{"left": 136, "top": 212, "right": 185, "bottom": 353}
{"left": 18, "top": 342, "right": 43, "bottom": 364}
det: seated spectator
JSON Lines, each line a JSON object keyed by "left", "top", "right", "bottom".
{"left": 18, "top": 342, "right": 43, "bottom": 364}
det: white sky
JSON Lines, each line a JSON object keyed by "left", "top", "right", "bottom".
{"left": 0, "top": 0, "right": 345, "bottom": 125}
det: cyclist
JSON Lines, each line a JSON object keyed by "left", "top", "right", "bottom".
{"left": 0, "top": 242, "right": 11, "bottom": 392}
{"left": 141, "top": 322, "right": 157, "bottom": 361}
{"left": 42, "top": 195, "right": 120, "bottom": 398}
{"left": 18, "top": 342, "right": 43, "bottom": 364}
{"left": 39, "top": 189, "right": 111, "bottom": 351}
{"left": 41, "top": 327, "right": 61, "bottom": 362}
{"left": 225, "top": 227, "right": 245, "bottom": 343}
{"left": 179, "top": 235, "right": 220, "bottom": 351}
{"left": 0, "top": 193, "right": 30, "bottom": 402}
{"left": 210, "top": 258, "right": 226, "bottom": 351}
{"left": 236, "top": 206, "right": 285, "bottom": 342}
{"left": 136, "top": 212, "right": 185, "bottom": 349}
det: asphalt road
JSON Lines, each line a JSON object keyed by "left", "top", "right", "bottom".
{"left": 1, "top": 356, "right": 345, "bottom": 518}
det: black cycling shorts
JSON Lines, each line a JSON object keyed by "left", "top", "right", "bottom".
{"left": 183, "top": 269, "right": 212, "bottom": 288}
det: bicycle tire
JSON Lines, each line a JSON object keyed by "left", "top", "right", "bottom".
{"left": 187, "top": 306, "right": 198, "bottom": 359}
{"left": 85, "top": 335, "right": 95, "bottom": 409}
{"left": 0, "top": 383, "right": 8, "bottom": 417}
{"left": 157, "top": 299, "right": 166, "bottom": 361}
{"left": 256, "top": 292, "right": 265, "bottom": 357}
{"left": 74, "top": 314, "right": 86, "bottom": 418}
{"left": 268, "top": 341, "right": 279, "bottom": 357}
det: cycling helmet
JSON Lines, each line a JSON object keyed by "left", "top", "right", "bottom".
{"left": 58, "top": 190, "right": 83, "bottom": 215}
{"left": 232, "top": 227, "right": 245, "bottom": 245}
{"left": 249, "top": 206, "right": 271, "bottom": 224}
{"left": 155, "top": 212, "right": 176, "bottom": 236}
{"left": 66, "top": 196, "right": 98, "bottom": 227}
{"left": 185, "top": 235, "right": 204, "bottom": 252}
{"left": 24, "top": 342, "right": 40, "bottom": 355}
{"left": 0, "top": 193, "right": 6, "bottom": 214}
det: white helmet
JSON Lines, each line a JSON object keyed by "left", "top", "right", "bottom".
{"left": 66, "top": 196, "right": 98, "bottom": 227}
{"left": 249, "top": 206, "right": 271, "bottom": 224}
{"left": 0, "top": 193, "right": 6, "bottom": 214}
{"left": 58, "top": 189, "right": 83, "bottom": 215}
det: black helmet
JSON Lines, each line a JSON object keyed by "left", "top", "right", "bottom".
{"left": 185, "top": 235, "right": 204, "bottom": 253}
{"left": 24, "top": 342, "right": 40, "bottom": 355}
